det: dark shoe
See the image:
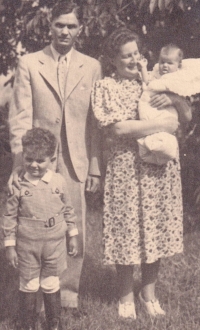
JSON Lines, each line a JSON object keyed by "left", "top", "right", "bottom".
{"left": 43, "top": 290, "right": 61, "bottom": 330}
{"left": 71, "top": 308, "right": 87, "bottom": 319}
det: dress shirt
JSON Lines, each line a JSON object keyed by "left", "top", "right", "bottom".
{"left": 50, "top": 44, "right": 72, "bottom": 70}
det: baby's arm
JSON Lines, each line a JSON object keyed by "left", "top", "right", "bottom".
{"left": 137, "top": 56, "right": 149, "bottom": 85}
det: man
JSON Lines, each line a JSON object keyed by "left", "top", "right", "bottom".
{"left": 8, "top": 2, "right": 102, "bottom": 310}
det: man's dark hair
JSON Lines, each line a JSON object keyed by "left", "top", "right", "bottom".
{"left": 22, "top": 127, "right": 57, "bottom": 158}
{"left": 50, "top": 2, "right": 83, "bottom": 23}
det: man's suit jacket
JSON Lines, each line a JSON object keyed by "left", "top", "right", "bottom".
{"left": 9, "top": 46, "right": 102, "bottom": 182}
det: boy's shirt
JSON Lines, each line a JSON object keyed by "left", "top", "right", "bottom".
{"left": 3, "top": 169, "right": 78, "bottom": 246}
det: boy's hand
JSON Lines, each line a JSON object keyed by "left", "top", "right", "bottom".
{"left": 6, "top": 246, "right": 18, "bottom": 268}
{"left": 68, "top": 236, "right": 78, "bottom": 257}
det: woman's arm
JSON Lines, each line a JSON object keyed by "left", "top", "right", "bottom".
{"left": 149, "top": 92, "right": 192, "bottom": 123}
{"left": 108, "top": 114, "right": 179, "bottom": 139}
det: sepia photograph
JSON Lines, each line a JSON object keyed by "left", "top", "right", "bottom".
{"left": 0, "top": 1, "right": 200, "bottom": 329}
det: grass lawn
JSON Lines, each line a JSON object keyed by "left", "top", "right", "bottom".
{"left": 0, "top": 153, "right": 200, "bottom": 330}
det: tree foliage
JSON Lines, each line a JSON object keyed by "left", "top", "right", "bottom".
{"left": 1, "top": 0, "right": 200, "bottom": 74}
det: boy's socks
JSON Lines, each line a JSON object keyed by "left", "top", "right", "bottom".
{"left": 43, "top": 290, "right": 61, "bottom": 330}
{"left": 17, "top": 291, "right": 37, "bottom": 330}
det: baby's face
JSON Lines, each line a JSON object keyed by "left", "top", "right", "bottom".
{"left": 159, "top": 50, "right": 180, "bottom": 75}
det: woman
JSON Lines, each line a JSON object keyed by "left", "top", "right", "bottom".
{"left": 92, "top": 27, "right": 191, "bottom": 319}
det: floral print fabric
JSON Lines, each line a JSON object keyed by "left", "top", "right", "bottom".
{"left": 92, "top": 74, "right": 183, "bottom": 265}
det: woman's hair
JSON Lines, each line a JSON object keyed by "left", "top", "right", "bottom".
{"left": 22, "top": 127, "right": 57, "bottom": 158}
{"left": 50, "top": 2, "right": 83, "bottom": 24}
{"left": 160, "top": 43, "right": 184, "bottom": 64}
{"left": 101, "top": 27, "right": 140, "bottom": 76}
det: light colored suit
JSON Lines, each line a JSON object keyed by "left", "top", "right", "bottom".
{"left": 9, "top": 45, "right": 102, "bottom": 307}
{"left": 9, "top": 45, "right": 101, "bottom": 180}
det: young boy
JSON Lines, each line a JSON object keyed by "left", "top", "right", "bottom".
{"left": 3, "top": 127, "right": 78, "bottom": 330}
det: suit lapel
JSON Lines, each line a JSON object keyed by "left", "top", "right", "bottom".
{"left": 38, "top": 46, "right": 61, "bottom": 100}
{"left": 65, "top": 49, "right": 84, "bottom": 100}
{"left": 37, "top": 47, "right": 84, "bottom": 102}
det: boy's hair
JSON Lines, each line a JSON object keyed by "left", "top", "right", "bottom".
{"left": 50, "top": 2, "right": 83, "bottom": 24}
{"left": 160, "top": 43, "right": 184, "bottom": 63}
{"left": 22, "top": 128, "right": 57, "bottom": 158}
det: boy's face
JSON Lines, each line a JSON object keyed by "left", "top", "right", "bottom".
{"left": 159, "top": 50, "right": 180, "bottom": 75}
{"left": 22, "top": 151, "right": 53, "bottom": 179}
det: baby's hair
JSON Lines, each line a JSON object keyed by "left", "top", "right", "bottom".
{"left": 22, "top": 128, "right": 57, "bottom": 158}
{"left": 160, "top": 43, "right": 184, "bottom": 64}
{"left": 101, "top": 27, "right": 140, "bottom": 76}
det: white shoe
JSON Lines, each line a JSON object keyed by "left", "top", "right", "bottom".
{"left": 118, "top": 301, "right": 136, "bottom": 319}
{"left": 139, "top": 291, "right": 165, "bottom": 317}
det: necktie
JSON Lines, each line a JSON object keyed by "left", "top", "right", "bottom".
{"left": 57, "top": 55, "right": 67, "bottom": 99}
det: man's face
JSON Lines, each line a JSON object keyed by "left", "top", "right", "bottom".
{"left": 50, "top": 12, "right": 82, "bottom": 54}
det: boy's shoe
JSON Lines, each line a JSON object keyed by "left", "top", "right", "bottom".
{"left": 139, "top": 291, "right": 165, "bottom": 317}
{"left": 118, "top": 301, "right": 136, "bottom": 319}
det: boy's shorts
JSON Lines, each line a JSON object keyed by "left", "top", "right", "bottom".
{"left": 16, "top": 217, "right": 67, "bottom": 280}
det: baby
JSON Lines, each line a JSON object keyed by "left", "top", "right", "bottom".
{"left": 138, "top": 44, "right": 200, "bottom": 165}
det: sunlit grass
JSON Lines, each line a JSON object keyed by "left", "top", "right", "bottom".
{"left": 0, "top": 155, "right": 200, "bottom": 329}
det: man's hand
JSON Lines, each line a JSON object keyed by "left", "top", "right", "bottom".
{"left": 7, "top": 166, "right": 24, "bottom": 195}
{"left": 6, "top": 246, "right": 18, "bottom": 268}
{"left": 68, "top": 236, "right": 78, "bottom": 257}
{"left": 85, "top": 174, "right": 100, "bottom": 193}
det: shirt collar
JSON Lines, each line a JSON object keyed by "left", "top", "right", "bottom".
{"left": 50, "top": 44, "right": 73, "bottom": 66}
{"left": 24, "top": 169, "right": 53, "bottom": 186}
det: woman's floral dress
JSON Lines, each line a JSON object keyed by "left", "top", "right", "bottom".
{"left": 92, "top": 73, "right": 183, "bottom": 265}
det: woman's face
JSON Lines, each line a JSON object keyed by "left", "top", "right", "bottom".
{"left": 112, "top": 41, "right": 140, "bottom": 79}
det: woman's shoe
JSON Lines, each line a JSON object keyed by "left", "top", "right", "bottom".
{"left": 139, "top": 291, "right": 165, "bottom": 317}
{"left": 118, "top": 301, "right": 136, "bottom": 319}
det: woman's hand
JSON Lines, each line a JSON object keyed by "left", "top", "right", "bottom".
{"left": 150, "top": 92, "right": 173, "bottom": 109}
{"left": 154, "top": 113, "right": 179, "bottom": 134}
{"left": 105, "top": 115, "right": 179, "bottom": 139}
{"left": 7, "top": 166, "right": 24, "bottom": 195}
{"left": 150, "top": 92, "right": 192, "bottom": 123}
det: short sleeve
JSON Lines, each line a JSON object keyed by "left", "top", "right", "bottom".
{"left": 91, "top": 78, "right": 129, "bottom": 128}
